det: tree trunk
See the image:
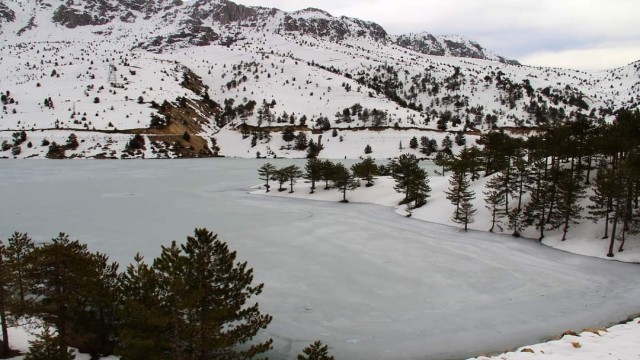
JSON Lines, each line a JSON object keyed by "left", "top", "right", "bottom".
{"left": 607, "top": 214, "right": 618, "bottom": 257}
{"left": 0, "top": 298, "right": 10, "bottom": 356}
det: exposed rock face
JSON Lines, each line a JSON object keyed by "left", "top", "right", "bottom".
{"left": 0, "top": 1, "right": 16, "bottom": 24}
{"left": 395, "top": 33, "right": 445, "bottom": 56}
{"left": 282, "top": 8, "right": 387, "bottom": 42}
{"left": 11, "top": 0, "right": 517, "bottom": 63}
{"left": 395, "top": 33, "right": 520, "bottom": 65}
{"left": 52, "top": 1, "right": 119, "bottom": 28}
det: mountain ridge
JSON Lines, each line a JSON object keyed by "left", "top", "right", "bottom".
{"left": 0, "top": 0, "right": 638, "bottom": 159}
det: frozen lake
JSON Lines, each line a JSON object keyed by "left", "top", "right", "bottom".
{"left": 2, "top": 159, "right": 640, "bottom": 360}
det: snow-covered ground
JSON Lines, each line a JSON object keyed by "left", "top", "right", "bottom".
{"left": 2, "top": 159, "right": 640, "bottom": 360}
{"left": 470, "top": 317, "right": 640, "bottom": 360}
{"left": 254, "top": 168, "right": 640, "bottom": 263}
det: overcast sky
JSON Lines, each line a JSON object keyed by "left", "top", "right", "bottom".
{"left": 232, "top": 0, "right": 640, "bottom": 71}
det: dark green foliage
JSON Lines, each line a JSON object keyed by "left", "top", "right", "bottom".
{"left": 24, "top": 325, "right": 74, "bottom": 360}
{"left": 116, "top": 254, "right": 166, "bottom": 360}
{"left": 332, "top": 163, "right": 357, "bottom": 202}
{"left": 284, "top": 165, "right": 303, "bottom": 193}
{"left": 126, "top": 134, "right": 145, "bottom": 151}
{"left": 257, "top": 163, "right": 276, "bottom": 192}
{"left": 320, "top": 160, "right": 336, "bottom": 189}
{"left": 304, "top": 158, "right": 323, "bottom": 193}
{"left": 364, "top": 144, "right": 372, "bottom": 154}
{"left": 409, "top": 136, "right": 418, "bottom": 149}
{"left": 294, "top": 132, "right": 308, "bottom": 150}
{"left": 66, "top": 133, "right": 79, "bottom": 150}
{"left": 445, "top": 163, "right": 476, "bottom": 231}
{"left": 282, "top": 127, "right": 295, "bottom": 149}
{"left": 483, "top": 176, "right": 506, "bottom": 233}
{"left": 391, "top": 154, "right": 431, "bottom": 208}
{"left": 351, "top": 157, "right": 378, "bottom": 187}
{"left": 25, "top": 233, "right": 119, "bottom": 356}
{"left": 118, "top": 229, "right": 273, "bottom": 359}
{"left": 297, "top": 340, "right": 335, "bottom": 360}
{"left": 274, "top": 168, "right": 289, "bottom": 192}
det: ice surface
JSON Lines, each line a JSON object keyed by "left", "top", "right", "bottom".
{"left": 1, "top": 159, "right": 640, "bottom": 359}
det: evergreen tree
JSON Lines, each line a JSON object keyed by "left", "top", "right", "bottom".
{"left": 297, "top": 341, "right": 335, "bottom": 360}
{"left": 507, "top": 208, "right": 526, "bottom": 237}
{"left": 441, "top": 135, "right": 453, "bottom": 154}
{"left": 0, "top": 242, "right": 11, "bottom": 356}
{"left": 304, "top": 158, "right": 323, "bottom": 193}
{"left": 454, "top": 131, "right": 466, "bottom": 146}
{"left": 332, "top": 163, "right": 356, "bottom": 203}
{"left": 523, "top": 144, "right": 552, "bottom": 240}
{"left": 257, "top": 163, "right": 277, "bottom": 192}
{"left": 483, "top": 176, "right": 506, "bottom": 233}
{"left": 282, "top": 127, "right": 295, "bottom": 149}
{"left": 285, "top": 165, "right": 303, "bottom": 193}
{"left": 320, "top": 160, "right": 336, "bottom": 189}
{"left": 152, "top": 229, "right": 273, "bottom": 359}
{"left": 116, "top": 254, "right": 168, "bottom": 360}
{"left": 419, "top": 136, "right": 431, "bottom": 155}
{"left": 446, "top": 165, "right": 476, "bottom": 230}
{"left": 294, "top": 132, "right": 309, "bottom": 150}
{"left": 363, "top": 144, "right": 372, "bottom": 154}
{"left": 556, "top": 161, "right": 586, "bottom": 241}
{"left": 274, "top": 168, "right": 289, "bottom": 192}
{"left": 24, "top": 325, "right": 74, "bottom": 360}
{"left": 587, "top": 160, "right": 613, "bottom": 239}
{"left": 391, "top": 154, "right": 420, "bottom": 204}
{"left": 409, "top": 136, "right": 418, "bottom": 150}
{"left": 407, "top": 167, "right": 431, "bottom": 209}
{"left": 26, "top": 234, "right": 119, "bottom": 357}
{"left": 351, "top": 157, "right": 378, "bottom": 187}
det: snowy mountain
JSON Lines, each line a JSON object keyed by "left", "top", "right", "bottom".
{"left": 0, "top": 0, "right": 639, "bottom": 159}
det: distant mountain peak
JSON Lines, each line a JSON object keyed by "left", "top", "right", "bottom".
{"left": 394, "top": 32, "right": 519, "bottom": 65}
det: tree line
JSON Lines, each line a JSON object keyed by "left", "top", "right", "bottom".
{"left": 440, "top": 109, "right": 640, "bottom": 257}
{"left": 258, "top": 155, "right": 431, "bottom": 208}
{"left": 0, "top": 230, "right": 335, "bottom": 360}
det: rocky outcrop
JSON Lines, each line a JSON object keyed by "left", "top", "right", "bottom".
{"left": 282, "top": 10, "right": 387, "bottom": 42}
{"left": 0, "top": 1, "right": 16, "bottom": 28}
{"left": 395, "top": 33, "right": 520, "bottom": 65}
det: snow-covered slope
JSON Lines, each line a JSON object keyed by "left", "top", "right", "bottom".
{"left": 0, "top": 0, "right": 638, "bottom": 159}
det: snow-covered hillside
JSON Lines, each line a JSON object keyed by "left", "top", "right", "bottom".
{"left": 0, "top": 0, "right": 639, "bottom": 159}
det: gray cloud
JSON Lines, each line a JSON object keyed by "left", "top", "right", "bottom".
{"left": 232, "top": 0, "right": 640, "bottom": 69}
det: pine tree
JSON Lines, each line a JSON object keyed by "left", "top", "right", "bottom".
{"left": 320, "top": 160, "right": 336, "bottom": 189}
{"left": 274, "top": 168, "right": 289, "bottom": 192}
{"left": 282, "top": 127, "right": 295, "bottom": 149}
{"left": 507, "top": 208, "right": 526, "bottom": 237}
{"left": 297, "top": 340, "right": 335, "bottom": 360}
{"left": 407, "top": 167, "right": 431, "bottom": 209}
{"left": 391, "top": 154, "right": 422, "bottom": 204}
{"left": 446, "top": 169, "right": 476, "bottom": 231}
{"left": 483, "top": 176, "right": 506, "bottom": 232}
{"left": 332, "top": 163, "right": 356, "bottom": 203}
{"left": 304, "top": 158, "right": 323, "bottom": 193}
{"left": 587, "top": 160, "right": 614, "bottom": 239}
{"left": 116, "top": 254, "right": 168, "bottom": 360}
{"left": 24, "top": 325, "right": 74, "bottom": 360}
{"left": 25, "top": 233, "right": 119, "bottom": 354}
{"left": 556, "top": 161, "right": 586, "bottom": 241}
{"left": 154, "top": 229, "right": 273, "bottom": 360}
{"left": 523, "top": 151, "right": 552, "bottom": 240}
{"left": 257, "top": 163, "right": 277, "bottom": 192}
{"left": 0, "top": 242, "right": 11, "bottom": 356}
{"left": 409, "top": 136, "right": 418, "bottom": 149}
{"left": 285, "top": 165, "right": 303, "bottom": 193}
{"left": 351, "top": 157, "right": 377, "bottom": 187}
{"left": 363, "top": 144, "right": 372, "bottom": 154}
